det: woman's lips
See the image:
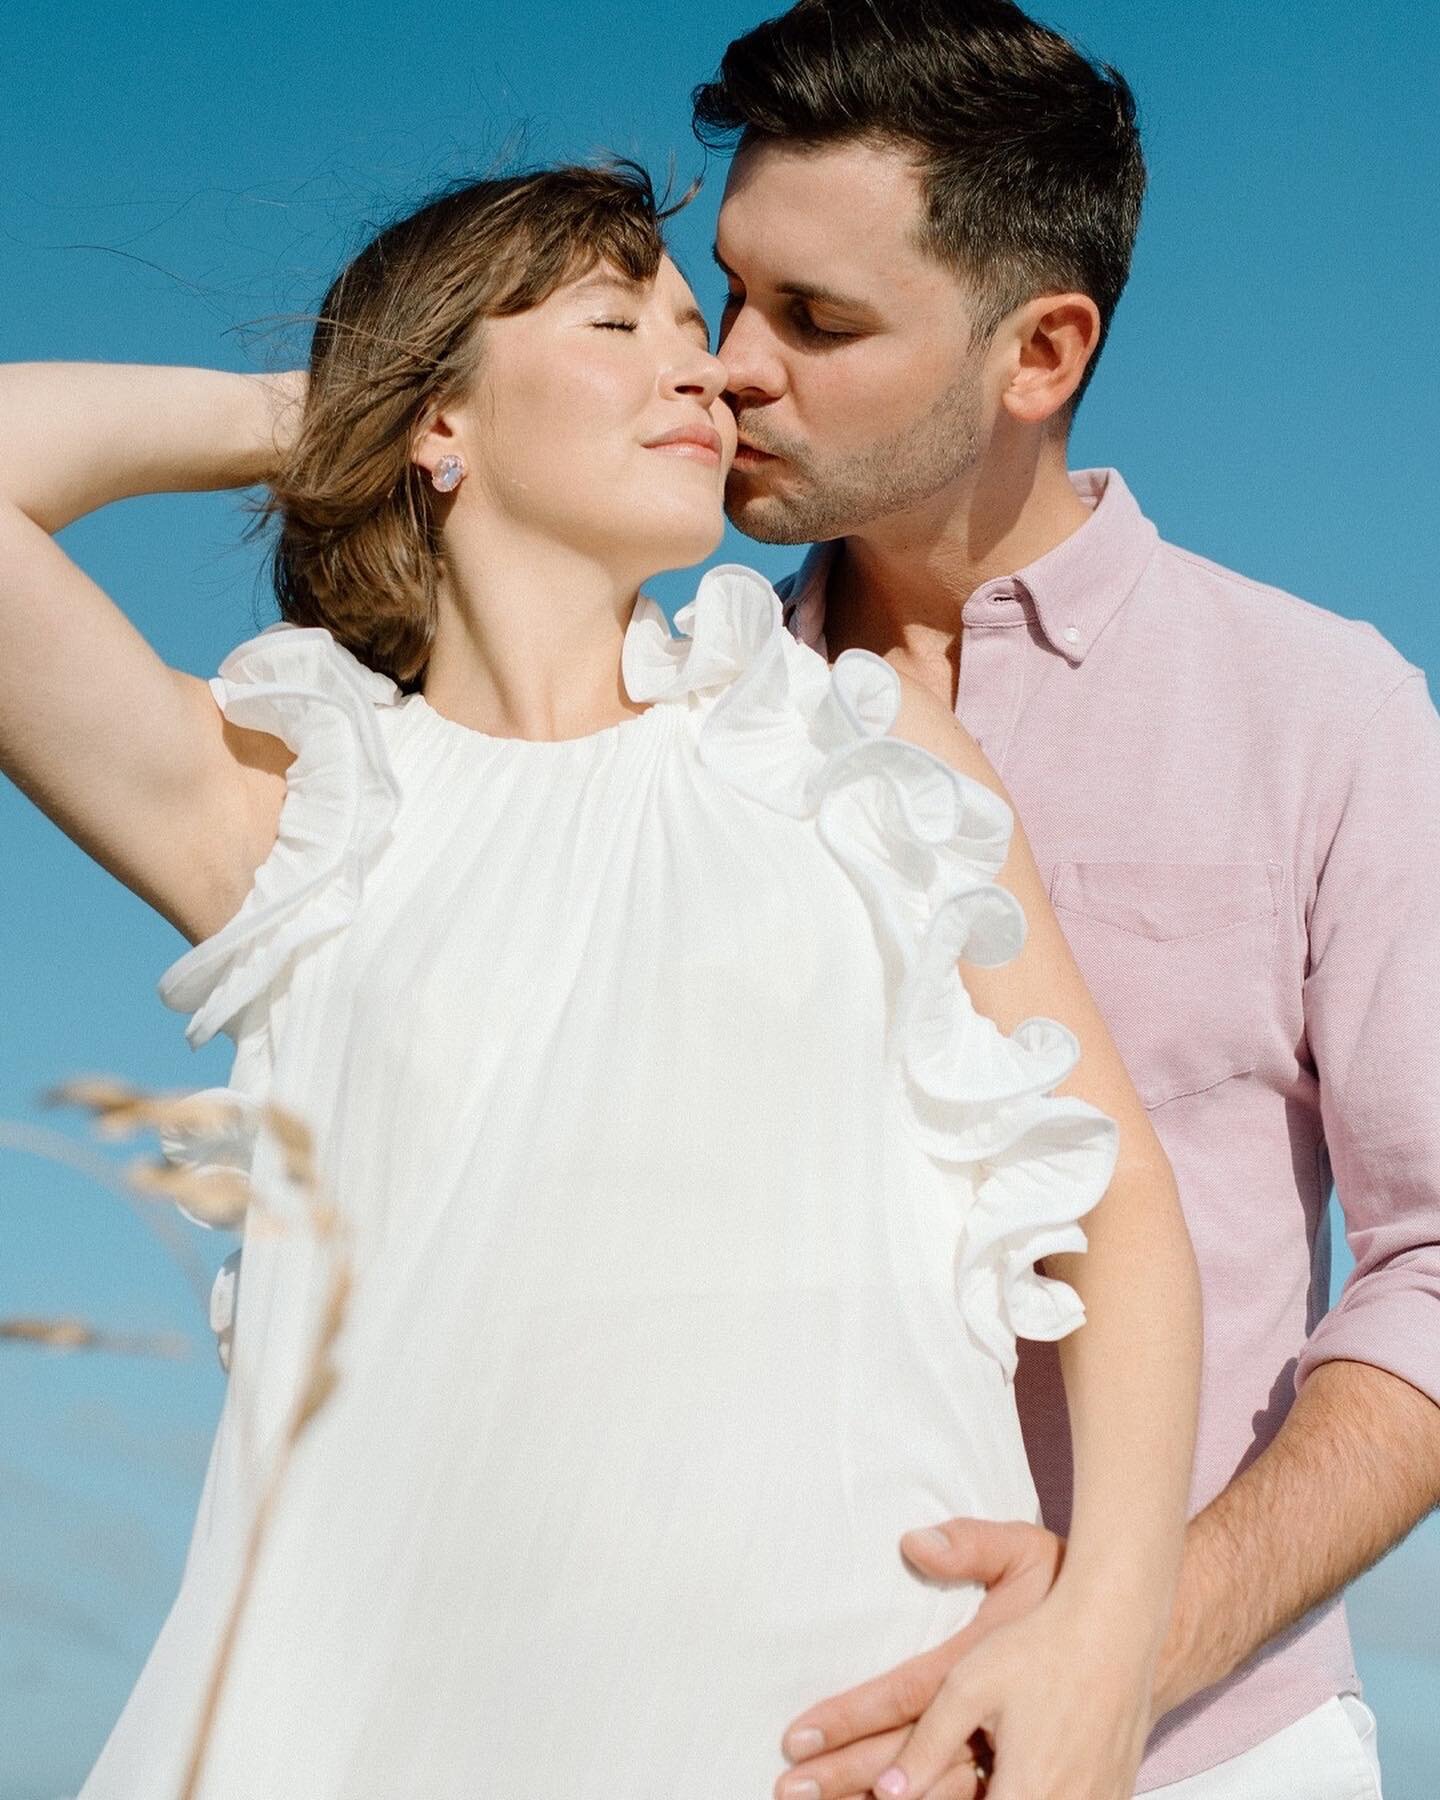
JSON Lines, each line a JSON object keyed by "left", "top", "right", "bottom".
{"left": 645, "top": 440, "right": 722, "bottom": 465}
{"left": 643, "top": 423, "right": 725, "bottom": 466}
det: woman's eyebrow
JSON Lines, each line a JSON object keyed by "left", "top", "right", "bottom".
{"left": 677, "top": 302, "right": 711, "bottom": 343}
{"left": 569, "top": 271, "right": 707, "bottom": 332}
{"left": 570, "top": 270, "right": 642, "bottom": 298}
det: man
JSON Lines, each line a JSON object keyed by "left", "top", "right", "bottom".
{"left": 693, "top": 0, "right": 1440, "bottom": 1793}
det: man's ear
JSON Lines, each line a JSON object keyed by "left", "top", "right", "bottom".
{"left": 999, "top": 293, "right": 1101, "bottom": 428}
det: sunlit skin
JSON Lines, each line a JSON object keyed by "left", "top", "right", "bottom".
{"left": 714, "top": 137, "right": 1099, "bottom": 705}
{"left": 412, "top": 254, "right": 736, "bottom": 743}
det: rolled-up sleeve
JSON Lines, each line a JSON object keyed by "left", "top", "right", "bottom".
{"left": 1296, "top": 667, "right": 1440, "bottom": 1404}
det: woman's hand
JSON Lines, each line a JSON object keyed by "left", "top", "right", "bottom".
{"left": 865, "top": 1586, "right": 1160, "bottom": 1800}
{"left": 0, "top": 360, "right": 312, "bottom": 947}
{"left": 0, "top": 362, "right": 309, "bottom": 530}
{"left": 776, "top": 1519, "right": 1064, "bottom": 1799}
{"left": 774, "top": 1528, "right": 1170, "bottom": 1800}
{"left": 256, "top": 368, "right": 309, "bottom": 470}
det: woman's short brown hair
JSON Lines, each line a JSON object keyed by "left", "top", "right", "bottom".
{"left": 259, "top": 161, "right": 678, "bottom": 687}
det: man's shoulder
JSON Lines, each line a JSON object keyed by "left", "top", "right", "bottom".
{"left": 1151, "top": 536, "right": 1423, "bottom": 710}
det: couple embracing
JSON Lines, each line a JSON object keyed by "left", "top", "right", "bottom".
{"left": 8, "top": 2, "right": 1436, "bottom": 1797}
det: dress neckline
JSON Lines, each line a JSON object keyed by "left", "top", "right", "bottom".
{"left": 403, "top": 690, "right": 667, "bottom": 753}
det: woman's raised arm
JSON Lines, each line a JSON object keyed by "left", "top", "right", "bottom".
{"left": 0, "top": 364, "right": 303, "bottom": 943}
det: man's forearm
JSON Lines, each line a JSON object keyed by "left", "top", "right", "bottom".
{"left": 1155, "top": 1356, "right": 1440, "bottom": 1717}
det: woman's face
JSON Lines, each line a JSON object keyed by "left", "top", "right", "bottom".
{"left": 432, "top": 254, "right": 736, "bottom": 582}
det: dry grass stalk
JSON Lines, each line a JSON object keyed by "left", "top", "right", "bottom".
{"left": 127, "top": 1158, "right": 254, "bottom": 1231}
{"left": 0, "top": 1112, "right": 219, "bottom": 1316}
{"left": 4, "top": 1076, "right": 353, "bottom": 1800}
{"left": 0, "top": 1315, "right": 191, "bottom": 1358}
{"left": 170, "top": 1107, "right": 351, "bottom": 1800}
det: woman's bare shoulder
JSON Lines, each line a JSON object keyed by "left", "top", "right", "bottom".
{"left": 885, "top": 664, "right": 1008, "bottom": 804}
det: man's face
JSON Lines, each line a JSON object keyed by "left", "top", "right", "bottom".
{"left": 714, "top": 137, "right": 998, "bottom": 546}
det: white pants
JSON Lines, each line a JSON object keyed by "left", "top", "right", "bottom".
{"left": 1146, "top": 1695, "right": 1382, "bottom": 1799}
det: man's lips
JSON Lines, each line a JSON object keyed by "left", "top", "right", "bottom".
{"left": 731, "top": 440, "right": 780, "bottom": 467}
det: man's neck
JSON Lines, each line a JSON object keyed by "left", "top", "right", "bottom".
{"left": 822, "top": 446, "right": 1092, "bottom": 707}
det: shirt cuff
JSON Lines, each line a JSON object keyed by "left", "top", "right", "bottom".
{"left": 1295, "top": 1276, "right": 1440, "bottom": 1409}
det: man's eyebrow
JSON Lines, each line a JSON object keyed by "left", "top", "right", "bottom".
{"left": 710, "top": 246, "right": 879, "bottom": 319}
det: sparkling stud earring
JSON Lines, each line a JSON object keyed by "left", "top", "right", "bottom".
{"left": 431, "top": 453, "right": 466, "bottom": 493}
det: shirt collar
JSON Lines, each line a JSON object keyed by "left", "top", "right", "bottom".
{"left": 780, "top": 468, "right": 1159, "bottom": 666}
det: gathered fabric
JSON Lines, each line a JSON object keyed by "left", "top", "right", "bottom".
{"left": 83, "top": 564, "right": 1115, "bottom": 1799}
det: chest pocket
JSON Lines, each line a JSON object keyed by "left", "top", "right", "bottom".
{"left": 1048, "top": 859, "right": 1281, "bottom": 1109}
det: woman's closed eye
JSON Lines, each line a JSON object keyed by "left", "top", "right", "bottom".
{"left": 593, "top": 318, "right": 638, "bottom": 332}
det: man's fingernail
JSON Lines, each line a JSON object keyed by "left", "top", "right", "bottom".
{"left": 876, "top": 1771, "right": 909, "bottom": 1797}
{"left": 780, "top": 1782, "right": 821, "bottom": 1800}
{"left": 783, "top": 1726, "right": 825, "bottom": 1758}
{"left": 908, "top": 1527, "right": 950, "bottom": 1552}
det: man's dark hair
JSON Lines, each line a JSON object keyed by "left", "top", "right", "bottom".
{"left": 693, "top": 0, "right": 1145, "bottom": 413}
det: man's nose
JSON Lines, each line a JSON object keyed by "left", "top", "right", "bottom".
{"left": 718, "top": 307, "right": 785, "bottom": 402}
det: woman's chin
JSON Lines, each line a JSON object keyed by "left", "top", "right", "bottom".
{"left": 628, "top": 513, "right": 728, "bottom": 581}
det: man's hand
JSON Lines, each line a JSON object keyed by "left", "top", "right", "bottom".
{"left": 775, "top": 1519, "right": 1063, "bottom": 1799}
{"left": 777, "top": 1363, "right": 1440, "bottom": 1797}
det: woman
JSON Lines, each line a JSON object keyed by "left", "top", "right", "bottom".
{"left": 0, "top": 162, "right": 1200, "bottom": 1799}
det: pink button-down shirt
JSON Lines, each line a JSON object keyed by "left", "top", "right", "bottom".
{"left": 780, "top": 468, "right": 1440, "bottom": 1789}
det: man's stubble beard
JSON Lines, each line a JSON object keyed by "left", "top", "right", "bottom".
{"left": 725, "top": 364, "right": 986, "bottom": 547}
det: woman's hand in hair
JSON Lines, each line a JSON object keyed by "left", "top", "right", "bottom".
{"left": 256, "top": 368, "right": 309, "bottom": 471}
{"left": 0, "top": 361, "right": 311, "bottom": 953}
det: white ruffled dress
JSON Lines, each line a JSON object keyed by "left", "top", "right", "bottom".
{"left": 80, "top": 565, "right": 1117, "bottom": 1799}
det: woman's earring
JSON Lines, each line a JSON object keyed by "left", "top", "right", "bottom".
{"left": 431, "top": 453, "right": 466, "bottom": 493}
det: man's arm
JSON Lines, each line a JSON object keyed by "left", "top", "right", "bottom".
{"left": 1162, "top": 661, "right": 1440, "bottom": 1702}
{"left": 1156, "top": 1357, "right": 1440, "bottom": 1714}
{"left": 777, "top": 663, "right": 1440, "bottom": 1795}
{"left": 780, "top": 1370, "right": 1440, "bottom": 1799}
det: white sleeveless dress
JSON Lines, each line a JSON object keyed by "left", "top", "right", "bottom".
{"left": 79, "top": 564, "right": 1117, "bottom": 1799}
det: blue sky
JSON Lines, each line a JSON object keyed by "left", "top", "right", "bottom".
{"left": 2, "top": 2, "right": 1437, "bottom": 1795}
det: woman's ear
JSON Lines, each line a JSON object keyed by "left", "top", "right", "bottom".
{"left": 411, "top": 404, "right": 465, "bottom": 486}
{"left": 999, "top": 292, "right": 1102, "bottom": 428}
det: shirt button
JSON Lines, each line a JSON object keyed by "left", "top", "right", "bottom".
{"left": 1062, "top": 626, "right": 1081, "bottom": 644}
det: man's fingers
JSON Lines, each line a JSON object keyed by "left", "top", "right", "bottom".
{"left": 898, "top": 1516, "right": 1059, "bottom": 1588}
{"left": 772, "top": 1724, "right": 908, "bottom": 1800}
{"left": 780, "top": 1645, "right": 951, "bottom": 1761}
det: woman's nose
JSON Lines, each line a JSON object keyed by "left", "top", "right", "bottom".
{"left": 661, "top": 347, "right": 727, "bottom": 408}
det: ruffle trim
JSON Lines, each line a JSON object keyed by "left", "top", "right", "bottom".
{"left": 158, "top": 1093, "right": 255, "bottom": 1368}
{"left": 156, "top": 623, "right": 403, "bottom": 1050}
{"left": 625, "top": 564, "right": 1120, "bottom": 1378}
{"left": 154, "top": 624, "right": 402, "bottom": 1357}
{"left": 160, "top": 579, "right": 1117, "bottom": 1379}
